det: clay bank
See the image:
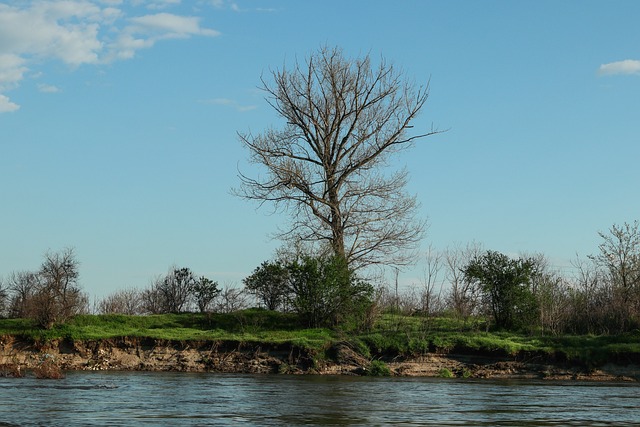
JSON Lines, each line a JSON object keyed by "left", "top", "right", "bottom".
{"left": 2, "top": 335, "right": 640, "bottom": 382}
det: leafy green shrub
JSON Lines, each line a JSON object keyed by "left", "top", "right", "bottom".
{"left": 359, "top": 333, "right": 389, "bottom": 354}
{"left": 438, "top": 368, "right": 454, "bottom": 378}
{"left": 430, "top": 335, "right": 455, "bottom": 352}
{"left": 368, "top": 360, "right": 391, "bottom": 376}
{"left": 460, "top": 368, "right": 472, "bottom": 379}
{"left": 287, "top": 255, "right": 373, "bottom": 329}
{"left": 463, "top": 250, "right": 538, "bottom": 331}
{"left": 243, "top": 261, "right": 290, "bottom": 311}
{"left": 408, "top": 337, "right": 430, "bottom": 354}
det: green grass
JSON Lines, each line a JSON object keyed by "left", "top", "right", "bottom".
{"left": 1, "top": 311, "right": 640, "bottom": 366}
{"left": 0, "top": 310, "right": 338, "bottom": 351}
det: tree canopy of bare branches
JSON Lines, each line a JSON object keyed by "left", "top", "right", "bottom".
{"left": 236, "top": 46, "right": 439, "bottom": 269}
{"left": 590, "top": 221, "right": 640, "bottom": 296}
{"left": 34, "top": 248, "right": 87, "bottom": 328}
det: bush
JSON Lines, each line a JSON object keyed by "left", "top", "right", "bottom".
{"left": 243, "top": 261, "right": 290, "bottom": 311}
{"left": 287, "top": 255, "right": 374, "bottom": 329}
{"left": 464, "top": 251, "right": 538, "bottom": 331}
{"left": 98, "top": 288, "right": 143, "bottom": 315}
{"left": 367, "top": 360, "right": 391, "bottom": 376}
{"left": 438, "top": 368, "right": 454, "bottom": 378}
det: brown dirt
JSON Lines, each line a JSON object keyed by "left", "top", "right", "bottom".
{"left": 1, "top": 335, "right": 639, "bottom": 381}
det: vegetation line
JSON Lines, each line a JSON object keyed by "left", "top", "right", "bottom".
{"left": 2, "top": 311, "right": 640, "bottom": 370}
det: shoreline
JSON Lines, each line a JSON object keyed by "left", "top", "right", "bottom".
{"left": 1, "top": 336, "right": 639, "bottom": 382}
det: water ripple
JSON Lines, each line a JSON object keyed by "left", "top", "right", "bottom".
{"left": 1, "top": 373, "right": 639, "bottom": 426}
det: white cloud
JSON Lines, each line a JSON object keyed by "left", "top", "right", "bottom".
{"left": 131, "top": 0, "right": 181, "bottom": 9}
{"left": 598, "top": 59, "right": 640, "bottom": 76}
{"left": 38, "top": 83, "right": 61, "bottom": 93}
{"left": 208, "top": 1, "right": 275, "bottom": 13}
{"left": 0, "top": 94, "right": 19, "bottom": 112}
{"left": 107, "top": 13, "right": 219, "bottom": 60}
{"left": 0, "top": 2, "right": 105, "bottom": 65}
{"left": 145, "top": 0, "right": 181, "bottom": 10}
{"left": 128, "top": 13, "right": 219, "bottom": 37}
{"left": 101, "top": 7, "right": 124, "bottom": 24}
{"left": 0, "top": 1, "right": 220, "bottom": 113}
{"left": 0, "top": 54, "right": 27, "bottom": 90}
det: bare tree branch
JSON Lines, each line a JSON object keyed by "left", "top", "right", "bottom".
{"left": 235, "top": 46, "right": 443, "bottom": 269}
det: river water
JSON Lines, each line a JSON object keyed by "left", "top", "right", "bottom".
{"left": 1, "top": 372, "right": 639, "bottom": 426}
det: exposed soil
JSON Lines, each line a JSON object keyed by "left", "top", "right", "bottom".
{"left": 1, "top": 335, "right": 639, "bottom": 381}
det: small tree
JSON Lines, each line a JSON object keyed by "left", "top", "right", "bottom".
{"left": 215, "top": 286, "right": 249, "bottom": 314}
{"left": 589, "top": 221, "right": 640, "bottom": 332}
{"left": 590, "top": 221, "right": 640, "bottom": 295}
{"left": 243, "top": 261, "right": 290, "bottom": 311}
{"left": 419, "top": 245, "right": 444, "bottom": 317}
{"left": 161, "top": 267, "right": 196, "bottom": 312}
{"left": 444, "top": 242, "right": 483, "bottom": 324}
{"left": 525, "top": 253, "right": 570, "bottom": 336}
{"left": 140, "top": 267, "right": 197, "bottom": 314}
{"left": 567, "top": 255, "right": 606, "bottom": 334}
{"left": 33, "top": 248, "right": 86, "bottom": 328}
{"left": 287, "top": 255, "right": 373, "bottom": 328}
{"left": 534, "top": 271, "right": 570, "bottom": 336}
{"left": 141, "top": 279, "right": 166, "bottom": 315}
{"left": 0, "top": 279, "right": 8, "bottom": 318}
{"left": 98, "top": 288, "right": 143, "bottom": 315}
{"left": 7, "top": 271, "right": 39, "bottom": 318}
{"left": 192, "top": 277, "right": 220, "bottom": 313}
{"left": 463, "top": 251, "right": 538, "bottom": 331}
{"left": 142, "top": 268, "right": 221, "bottom": 314}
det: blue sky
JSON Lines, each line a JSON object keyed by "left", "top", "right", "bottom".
{"left": 1, "top": 0, "right": 639, "bottom": 299}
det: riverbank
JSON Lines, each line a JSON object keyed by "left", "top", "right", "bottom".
{"left": 2, "top": 312, "right": 640, "bottom": 381}
{"left": 2, "top": 335, "right": 639, "bottom": 381}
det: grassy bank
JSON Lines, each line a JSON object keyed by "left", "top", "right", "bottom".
{"left": 1, "top": 310, "right": 639, "bottom": 367}
{"left": 0, "top": 310, "right": 336, "bottom": 351}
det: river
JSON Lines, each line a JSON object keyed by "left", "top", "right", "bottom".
{"left": 1, "top": 372, "right": 639, "bottom": 426}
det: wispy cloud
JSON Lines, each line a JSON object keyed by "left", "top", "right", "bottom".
{"left": 37, "top": 83, "right": 61, "bottom": 93}
{"left": 128, "top": 13, "right": 219, "bottom": 38}
{"left": 144, "top": 0, "right": 181, "bottom": 10}
{"left": 200, "top": 97, "right": 257, "bottom": 112}
{"left": 109, "top": 13, "right": 219, "bottom": 60}
{"left": 0, "top": 1, "right": 220, "bottom": 112}
{"left": 208, "top": 0, "right": 275, "bottom": 13}
{"left": 0, "top": 54, "right": 27, "bottom": 90}
{"left": 598, "top": 59, "right": 640, "bottom": 76}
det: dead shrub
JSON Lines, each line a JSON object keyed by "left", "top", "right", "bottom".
{"left": 0, "top": 363, "right": 23, "bottom": 378}
{"left": 33, "top": 355, "right": 65, "bottom": 379}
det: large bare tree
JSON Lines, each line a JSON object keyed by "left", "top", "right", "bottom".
{"left": 236, "top": 46, "right": 439, "bottom": 269}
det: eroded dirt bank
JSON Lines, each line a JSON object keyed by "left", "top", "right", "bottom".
{"left": 1, "top": 335, "right": 639, "bottom": 381}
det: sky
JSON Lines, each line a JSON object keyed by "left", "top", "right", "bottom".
{"left": 1, "top": 0, "right": 639, "bottom": 299}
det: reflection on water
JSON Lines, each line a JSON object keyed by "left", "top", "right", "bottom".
{"left": 1, "top": 371, "right": 639, "bottom": 426}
